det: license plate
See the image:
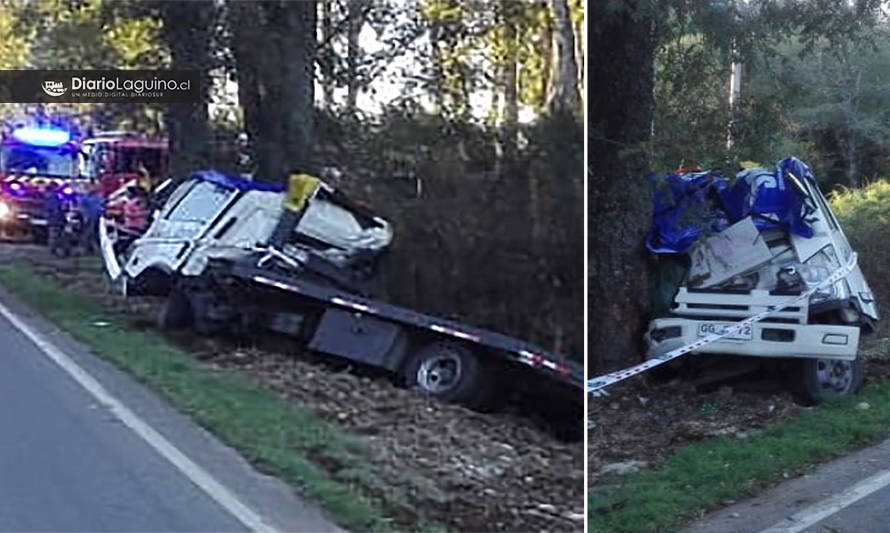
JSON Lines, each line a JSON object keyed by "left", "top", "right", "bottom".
{"left": 30, "top": 219, "right": 47, "bottom": 226}
{"left": 698, "top": 322, "right": 753, "bottom": 340}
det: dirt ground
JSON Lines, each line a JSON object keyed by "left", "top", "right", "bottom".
{"left": 0, "top": 245, "right": 583, "bottom": 532}
{"left": 588, "top": 339, "right": 890, "bottom": 484}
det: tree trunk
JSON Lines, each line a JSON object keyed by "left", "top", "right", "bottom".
{"left": 281, "top": 1, "right": 317, "bottom": 172}
{"left": 540, "top": 11, "right": 554, "bottom": 111}
{"left": 231, "top": 0, "right": 316, "bottom": 183}
{"left": 839, "top": 45, "right": 861, "bottom": 188}
{"left": 573, "top": 0, "right": 584, "bottom": 101}
{"left": 230, "top": 2, "right": 261, "bottom": 142}
{"left": 320, "top": 0, "right": 334, "bottom": 110}
{"left": 159, "top": 0, "right": 214, "bottom": 178}
{"left": 430, "top": 31, "right": 446, "bottom": 114}
{"left": 502, "top": 0, "right": 518, "bottom": 162}
{"left": 588, "top": 2, "right": 659, "bottom": 372}
{"left": 547, "top": 0, "right": 581, "bottom": 115}
{"left": 346, "top": 0, "right": 369, "bottom": 114}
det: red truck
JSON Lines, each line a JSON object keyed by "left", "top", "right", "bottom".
{"left": 80, "top": 131, "right": 168, "bottom": 195}
{"left": 80, "top": 131, "right": 169, "bottom": 227}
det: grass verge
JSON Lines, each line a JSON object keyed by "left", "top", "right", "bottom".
{"left": 0, "top": 263, "right": 393, "bottom": 531}
{"left": 588, "top": 377, "right": 890, "bottom": 532}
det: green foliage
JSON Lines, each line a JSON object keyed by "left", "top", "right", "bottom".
{"left": 830, "top": 180, "right": 890, "bottom": 334}
{"left": 752, "top": 30, "right": 890, "bottom": 186}
{"left": 15, "top": 0, "right": 164, "bottom": 69}
{"left": 103, "top": 14, "right": 165, "bottom": 67}
{"left": 0, "top": 1, "right": 29, "bottom": 69}
{"left": 650, "top": 0, "right": 890, "bottom": 178}
{"left": 418, "top": 0, "right": 581, "bottom": 121}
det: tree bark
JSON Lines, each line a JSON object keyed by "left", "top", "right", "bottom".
{"left": 588, "top": 2, "right": 659, "bottom": 372}
{"left": 839, "top": 44, "right": 861, "bottom": 188}
{"left": 159, "top": 0, "right": 214, "bottom": 178}
{"left": 573, "top": 0, "right": 584, "bottom": 102}
{"left": 231, "top": 0, "right": 316, "bottom": 183}
{"left": 346, "top": 0, "right": 370, "bottom": 114}
{"left": 320, "top": 0, "right": 334, "bottom": 110}
{"left": 540, "top": 10, "right": 553, "bottom": 111}
{"left": 502, "top": 0, "right": 518, "bottom": 162}
{"left": 230, "top": 1, "right": 262, "bottom": 142}
{"left": 547, "top": 0, "right": 581, "bottom": 115}
{"left": 281, "top": 1, "right": 317, "bottom": 172}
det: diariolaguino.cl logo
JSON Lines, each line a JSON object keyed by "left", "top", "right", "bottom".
{"left": 69, "top": 75, "right": 191, "bottom": 94}
{"left": 42, "top": 80, "right": 66, "bottom": 97}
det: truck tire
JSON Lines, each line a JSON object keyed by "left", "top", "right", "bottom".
{"left": 794, "top": 356, "right": 864, "bottom": 406}
{"left": 402, "top": 342, "right": 493, "bottom": 411}
{"left": 158, "top": 289, "right": 193, "bottom": 331}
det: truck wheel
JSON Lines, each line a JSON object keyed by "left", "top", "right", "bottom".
{"left": 794, "top": 356, "right": 864, "bottom": 406}
{"left": 402, "top": 342, "right": 493, "bottom": 411}
{"left": 158, "top": 289, "right": 192, "bottom": 331}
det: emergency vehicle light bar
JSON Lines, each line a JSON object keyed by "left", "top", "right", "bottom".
{"left": 11, "top": 126, "right": 70, "bottom": 147}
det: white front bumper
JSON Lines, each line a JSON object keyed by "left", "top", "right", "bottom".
{"left": 645, "top": 317, "right": 861, "bottom": 361}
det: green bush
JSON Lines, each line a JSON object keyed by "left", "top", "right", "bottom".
{"left": 831, "top": 180, "right": 890, "bottom": 333}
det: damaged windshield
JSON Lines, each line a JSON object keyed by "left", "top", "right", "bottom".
{"left": 165, "top": 180, "right": 234, "bottom": 223}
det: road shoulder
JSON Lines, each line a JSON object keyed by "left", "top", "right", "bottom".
{"left": 683, "top": 435, "right": 890, "bottom": 533}
{"left": 0, "top": 280, "right": 342, "bottom": 533}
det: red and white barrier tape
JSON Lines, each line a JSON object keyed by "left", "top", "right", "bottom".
{"left": 587, "top": 253, "right": 858, "bottom": 397}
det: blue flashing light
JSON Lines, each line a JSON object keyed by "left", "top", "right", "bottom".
{"left": 11, "top": 126, "right": 70, "bottom": 147}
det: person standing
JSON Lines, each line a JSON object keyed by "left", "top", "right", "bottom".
{"left": 79, "top": 183, "right": 105, "bottom": 254}
{"left": 44, "top": 183, "right": 65, "bottom": 256}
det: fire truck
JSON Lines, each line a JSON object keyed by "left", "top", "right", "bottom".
{"left": 80, "top": 131, "right": 169, "bottom": 197}
{"left": 79, "top": 131, "right": 169, "bottom": 236}
{"left": 0, "top": 125, "right": 85, "bottom": 240}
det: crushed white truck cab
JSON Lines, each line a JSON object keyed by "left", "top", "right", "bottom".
{"left": 644, "top": 157, "right": 878, "bottom": 404}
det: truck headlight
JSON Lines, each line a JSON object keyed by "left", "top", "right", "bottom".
{"left": 0, "top": 201, "right": 9, "bottom": 219}
{"left": 802, "top": 248, "right": 843, "bottom": 304}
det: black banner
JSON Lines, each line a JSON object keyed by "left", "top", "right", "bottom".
{"left": 0, "top": 70, "right": 201, "bottom": 103}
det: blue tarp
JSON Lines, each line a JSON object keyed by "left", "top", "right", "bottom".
{"left": 646, "top": 157, "right": 817, "bottom": 254}
{"left": 189, "top": 170, "right": 286, "bottom": 193}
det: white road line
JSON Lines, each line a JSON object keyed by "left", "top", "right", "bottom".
{"left": 0, "top": 300, "right": 277, "bottom": 533}
{"left": 759, "top": 468, "right": 890, "bottom": 533}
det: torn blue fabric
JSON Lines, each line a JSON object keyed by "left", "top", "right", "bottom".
{"left": 646, "top": 157, "right": 816, "bottom": 254}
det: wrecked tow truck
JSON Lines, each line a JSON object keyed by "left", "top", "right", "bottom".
{"left": 644, "top": 157, "right": 879, "bottom": 404}
{"left": 99, "top": 170, "right": 583, "bottom": 412}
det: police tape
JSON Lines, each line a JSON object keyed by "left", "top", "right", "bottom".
{"left": 587, "top": 253, "right": 859, "bottom": 397}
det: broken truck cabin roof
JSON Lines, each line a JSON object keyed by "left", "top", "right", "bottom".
{"left": 646, "top": 157, "right": 818, "bottom": 255}
{"left": 189, "top": 170, "right": 286, "bottom": 193}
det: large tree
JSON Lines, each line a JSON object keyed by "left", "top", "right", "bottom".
{"left": 588, "top": 1, "right": 660, "bottom": 372}
{"left": 547, "top": 0, "right": 580, "bottom": 115}
{"left": 230, "top": 0, "right": 317, "bottom": 182}
{"left": 158, "top": 0, "right": 214, "bottom": 177}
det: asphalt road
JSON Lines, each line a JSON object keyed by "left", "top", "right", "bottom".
{"left": 684, "top": 435, "right": 890, "bottom": 533}
{"left": 0, "top": 280, "right": 339, "bottom": 532}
